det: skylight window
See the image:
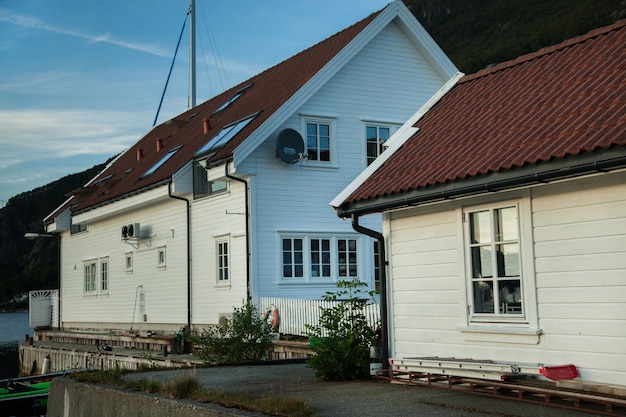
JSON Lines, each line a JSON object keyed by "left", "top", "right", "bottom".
{"left": 196, "top": 113, "right": 257, "bottom": 157}
{"left": 143, "top": 145, "right": 182, "bottom": 177}
{"left": 212, "top": 84, "right": 253, "bottom": 115}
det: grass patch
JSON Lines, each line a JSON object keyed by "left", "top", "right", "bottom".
{"left": 72, "top": 368, "right": 315, "bottom": 417}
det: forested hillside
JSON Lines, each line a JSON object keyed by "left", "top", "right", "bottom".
{"left": 1, "top": 0, "right": 624, "bottom": 306}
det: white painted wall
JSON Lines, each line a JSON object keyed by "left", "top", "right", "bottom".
{"left": 385, "top": 171, "right": 626, "bottom": 385}
{"left": 61, "top": 191, "right": 189, "bottom": 332}
{"left": 239, "top": 22, "right": 449, "bottom": 301}
{"left": 189, "top": 177, "right": 248, "bottom": 330}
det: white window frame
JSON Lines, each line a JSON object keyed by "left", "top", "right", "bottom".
{"left": 193, "top": 160, "right": 230, "bottom": 199}
{"left": 301, "top": 116, "right": 336, "bottom": 167}
{"left": 457, "top": 195, "right": 539, "bottom": 334}
{"left": 278, "top": 233, "right": 360, "bottom": 283}
{"left": 216, "top": 236, "right": 230, "bottom": 285}
{"left": 364, "top": 123, "right": 392, "bottom": 166}
{"left": 100, "top": 257, "right": 109, "bottom": 294}
{"left": 157, "top": 247, "right": 166, "bottom": 269}
{"left": 84, "top": 260, "right": 97, "bottom": 295}
{"left": 125, "top": 252, "right": 133, "bottom": 273}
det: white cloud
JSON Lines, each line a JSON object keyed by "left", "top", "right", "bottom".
{"left": 0, "top": 108, "right": 147, "bottom": 162}
{"left": 0, "top": 7, "right": 170, "bottom": 58}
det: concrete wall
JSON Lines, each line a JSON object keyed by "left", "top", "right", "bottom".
{"left": 47, "top": 377, "right": 252, "bottom": 417}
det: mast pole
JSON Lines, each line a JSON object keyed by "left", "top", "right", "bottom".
{"left": 189, "top": 0, "right": 196, "bottom": 108}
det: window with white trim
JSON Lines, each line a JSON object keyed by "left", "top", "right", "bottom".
{"left": 193, "top": 161, "right": 229, "bottom": 199}
{"left": 365, "top": 125, "right": 390, "bottom": 166}
{"left": 465, "top": 204, "right": 523, "bottom": 318}
{"left": 216, "top": 237, "right": 229, "bottom": 284}
{"left": 100, "top": 258, "right": 109, "bottom": 293}
{"left": 280, "top": 234, "right": 359, "bottom": 282}
{"left": 125, "top": 252, "right": 133, "bottom": 272}
{"left": 84, "top": 260, "right": 97, "bottom": 294}
{"left": 157, "top": 247, "right": 166, "bottom": 268}
{"left": 304, "top": 118, "right": 334, "bottom": 164}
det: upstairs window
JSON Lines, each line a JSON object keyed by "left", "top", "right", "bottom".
{"left": 306, "top": 121, "right": 331, "bottom": 162}
{"left": 212, "top": 84, "right": 252, "bottom": 115}
{"left": 366, "top": 125, "right": 390, "bottom": 165}
{"left": 193, "top": 161, "right": 228, "bottom": 199}
{"left": 143, "top": 146, "right": 182, "bottom": 177}
{"left": 196, "top": 113, "right": 257, "bottom": 157}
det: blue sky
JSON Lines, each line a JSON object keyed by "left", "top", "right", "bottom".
{"left": 0, "top": 0, "right": 391, "bottom": 206}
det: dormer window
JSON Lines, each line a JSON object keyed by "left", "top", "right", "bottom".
{"left": 143, "top": 145, "right": 182, "bottom": 177}
{"left": 195, "top": 113, "right": 257, "bottom": 158}
{"left": 212, "top": 84, "right": 253, "bottom": 115}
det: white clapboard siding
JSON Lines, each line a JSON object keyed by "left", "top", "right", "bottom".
{"left": 259, "top": 297, "right": 380, "bottom": 337}
{"left": 246, "top": 21, "right": 449, "bottom": 302}
{"left": 386, "top": 171, "right": 626, "bottom": 385}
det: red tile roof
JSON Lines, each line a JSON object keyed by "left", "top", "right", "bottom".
{"left": 340, "top": 20, "right": 626, "bottom": 212}
{"left": 60, "top": 9, "right": 381, "bottom": 215}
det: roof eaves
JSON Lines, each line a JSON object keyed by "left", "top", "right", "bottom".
{"left": 71, "top": 178, "right": 172, "bottom": 218}
{"left": 336, "top": 146, "right": 626, "bottom": 218}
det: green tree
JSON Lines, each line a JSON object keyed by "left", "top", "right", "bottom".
{"left": 195, "top": 299, "right": 273, "bottom": 365}
{"left": 307, "top": 278, "right": 378, "bottom": 380}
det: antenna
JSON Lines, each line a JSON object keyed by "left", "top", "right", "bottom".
{"left": 189, "top": 0, "right": 196, "bottom": 108}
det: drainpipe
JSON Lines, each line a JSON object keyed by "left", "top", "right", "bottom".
{"left": 224, "top": 161, "right": 251, "bottom": 298}
{"left": 168, "top": 181, "right": 192, "bottom": 337}
{"left": 351, "top": 214, "right": 389, "bottom": 370}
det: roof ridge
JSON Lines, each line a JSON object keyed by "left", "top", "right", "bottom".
{"left": 241, "top": 8, "right": 384, "bottom": 86}
{"left": 461, "top": 19, "right": 626, "bottom": 83}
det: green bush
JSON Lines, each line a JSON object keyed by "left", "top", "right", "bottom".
{"left": 195, "top": 299, "right": 273, "bottom": 365}
{"left": 306, "top": 279, "right": 378, "bottom": 380}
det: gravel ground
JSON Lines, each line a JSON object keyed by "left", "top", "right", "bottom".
{"left": 127, "top": 362, "right": 607, "bottom": 417}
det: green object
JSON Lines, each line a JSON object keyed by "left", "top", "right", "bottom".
{"left": 0, "top": 381, "right": 50, "bottom": 399}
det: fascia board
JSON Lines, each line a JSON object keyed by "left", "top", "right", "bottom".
{"left": 330, "top": 71, "right": 464, "bottom": 210}
{"left": 232, "top": 3, "right": 399, "bottom": 167}
{"left": 72, "top": 185, "right": 171, "bottom": 224}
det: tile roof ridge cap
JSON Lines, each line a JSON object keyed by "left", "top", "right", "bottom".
{"left": 460, "top": 19, "right": 626, "bottom": 84}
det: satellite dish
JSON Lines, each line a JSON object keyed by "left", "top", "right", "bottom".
{"left": 276, "top": 129, "right": 304, "bottom": 164}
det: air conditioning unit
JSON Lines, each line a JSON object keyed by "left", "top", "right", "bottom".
{"left": 122, "top": 223, "right": 140, "bottom": 239}
{"left": 218, "top": 313, "right": 232, "bottom": 327}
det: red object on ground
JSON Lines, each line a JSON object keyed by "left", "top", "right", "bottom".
{"left": 540, "top": 365, "right": 579, "bottom": 380}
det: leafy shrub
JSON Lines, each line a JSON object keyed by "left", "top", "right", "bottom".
{"left": 195, "top": 299, "right": 273, "bottom": 365}
{"left": 306, "top": 278, "right": 378, "bottom": 380}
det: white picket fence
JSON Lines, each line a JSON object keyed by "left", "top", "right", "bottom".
{"left": 259, "top": 297, "right": 380, "bottom": 336}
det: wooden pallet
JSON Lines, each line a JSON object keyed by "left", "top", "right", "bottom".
{"left": 377, "top": 368, "right": 626, "bottom": 416}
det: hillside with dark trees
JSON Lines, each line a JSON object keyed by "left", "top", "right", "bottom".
{"left": 1, "top": 0, "right": 624, "bottom": 307}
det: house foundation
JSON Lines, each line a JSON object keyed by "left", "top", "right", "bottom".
{"left": 19, "top": 330, "right": 312, "bottom": 375}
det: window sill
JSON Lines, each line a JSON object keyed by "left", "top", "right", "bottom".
{"left": 215, "top": 283, "right": 231, "bottom": 289}
{"left": 457, "top": 325, "right": 542, "bottom": 345}
{"left": 277, "top": 280, "right": 335, "bottom": 286}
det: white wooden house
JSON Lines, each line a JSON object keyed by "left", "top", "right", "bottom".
{"left": 332, "top": 21, "right": 626, "bottom": 385}
{"left": 43, "top": 0, "right": 459, "bottom": 335}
